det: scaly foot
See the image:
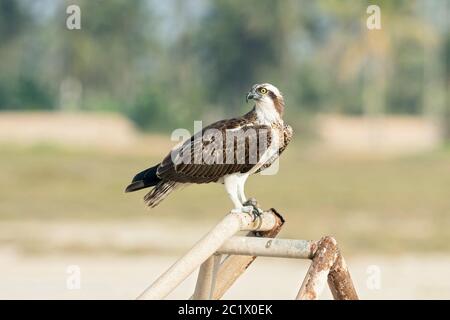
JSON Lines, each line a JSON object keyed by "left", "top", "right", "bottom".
{"left": 242, "top": 198, "right": 263, "bottom": 221}
{"left": 231, "top": 206, "right": 261, "bottom": 217}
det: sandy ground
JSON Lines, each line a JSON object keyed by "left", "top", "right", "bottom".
{"left": 1, "top": 250, "right": 449, "bottom": 300}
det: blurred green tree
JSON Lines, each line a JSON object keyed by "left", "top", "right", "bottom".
{"left": 193, "top": 0, "right": 286, "bottom": 115}
{"left": 0, "top": 0, "right": 447, "bottom": 139}
{"left": 0, "top": 0, "right": 54, "bottom": 109}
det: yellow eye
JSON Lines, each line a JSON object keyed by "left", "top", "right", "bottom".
{"left": 259, "top": 87, "right": 267, "bottom": 94}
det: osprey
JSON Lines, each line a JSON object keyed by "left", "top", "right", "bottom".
{"left": 125, "top": 83, "right": 293, "bottom": 216}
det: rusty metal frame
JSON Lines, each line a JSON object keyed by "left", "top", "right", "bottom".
{"left": 296, "top": 236, "right": 358, "bottom": 300}
{"left": 137, "top": 209, "right": 358, "bottom": 300}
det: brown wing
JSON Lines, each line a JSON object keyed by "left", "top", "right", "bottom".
{"left": 157, "top": 114, "right": 272, "bottom": 183}
{"left": 255, "top": 123, "right": 293, "bottom": 174}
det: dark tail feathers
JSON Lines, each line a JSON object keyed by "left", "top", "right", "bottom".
{"left": 125, "top": 164, "right": 161, "bottom": 193}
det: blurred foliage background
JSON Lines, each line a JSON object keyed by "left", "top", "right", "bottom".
{"left": 0, "top": 0, "right": 450, "bottom": 253}
{"left": 0, "top": 0, "right": 448, "bottom": 132}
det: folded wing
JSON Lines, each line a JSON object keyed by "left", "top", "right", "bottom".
{"left": 157, "top": 118, "right": 273, "bottom": 183}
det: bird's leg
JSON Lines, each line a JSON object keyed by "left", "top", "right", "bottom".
{"left": 237, "top": 177, "right": 247, "bottom": 204}
{"left": 242, "top": 197, "right": 263, "bottom": 221}
{"left": 225, "top": 176, "right": 245, "bottom": 214}
{"left": 234, "top": 174, "right": 262, "bottom": 218}
{"left": 225, "top": 175, "right": 261, "bottom": 220}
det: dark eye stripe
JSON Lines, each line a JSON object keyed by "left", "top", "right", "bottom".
{"left": 268, "top": 91, "right": 277, "bottom": 99}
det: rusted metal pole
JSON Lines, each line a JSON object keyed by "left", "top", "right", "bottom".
{"left": 328, "top": 253, "right": 359, "bottom": 300}
{"left": 192, "top": 254, "right": 221, "bottom": 300}
{"left": 296, "top": 236, "right": 337, "bottom": 300}
{"left": 217, "top": 236, "right": 315, "bottom": 259}
{"left": 211, "top": 209, "right": 284, "bottom": 300}
{"left": 296, "top": 236, "right": 358, "bottom": 300}
{"left": 137, "top": 211, "right": 278, "bottom": 300}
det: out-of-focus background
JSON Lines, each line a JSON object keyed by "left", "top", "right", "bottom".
{"left": 0, "top": 0, "right": 449, "bottom": 299}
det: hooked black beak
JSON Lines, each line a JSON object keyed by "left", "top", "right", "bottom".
{"left": 246, "top": 92, "right": 256, "bottom": 103}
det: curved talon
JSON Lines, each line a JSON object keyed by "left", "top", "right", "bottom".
{"left": 251, "top": 206, "right": 262, "bottom": 222}
{"left": 233, "top": 198, "right": 263, "bottom": 221}
{"left": 242, "top": 198, "right": 262, "bottom": 222}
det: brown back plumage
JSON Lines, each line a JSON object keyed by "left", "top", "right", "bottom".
{"left": 156, "top": 108, "right": 273, "bottom": 184}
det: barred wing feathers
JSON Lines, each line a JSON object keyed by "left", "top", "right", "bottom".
{"left": 157, "top": 116, "right": 272, "bottom": 184}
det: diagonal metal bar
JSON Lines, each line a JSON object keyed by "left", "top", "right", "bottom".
{"left": 328, "top": 252, "right": 359, "bottom": 300}
{"left": 137, "top": 210, "right": 278, "bottom": 300}
{"left": 296, "top": 236, "right": 358, "bottom": 300}
{"left": 296, "top": 236, "right": 337, "bottom": 300}
{"left": 211, "top": 208, "right": 284, "bottom": 300}
{"left": 192, "top": 254, "right": 222, "bottom": 300}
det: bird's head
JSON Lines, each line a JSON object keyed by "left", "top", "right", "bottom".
{"left": 246, "top": 83, "right": 285, "bottom": 118}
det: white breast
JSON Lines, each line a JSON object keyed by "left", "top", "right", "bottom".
{"left": 255, "top": 102, "right": 281, "bottom": 125}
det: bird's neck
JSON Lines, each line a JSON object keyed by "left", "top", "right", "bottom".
{"left": 254, "top": 101, "right": 283, "bottom": 125}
